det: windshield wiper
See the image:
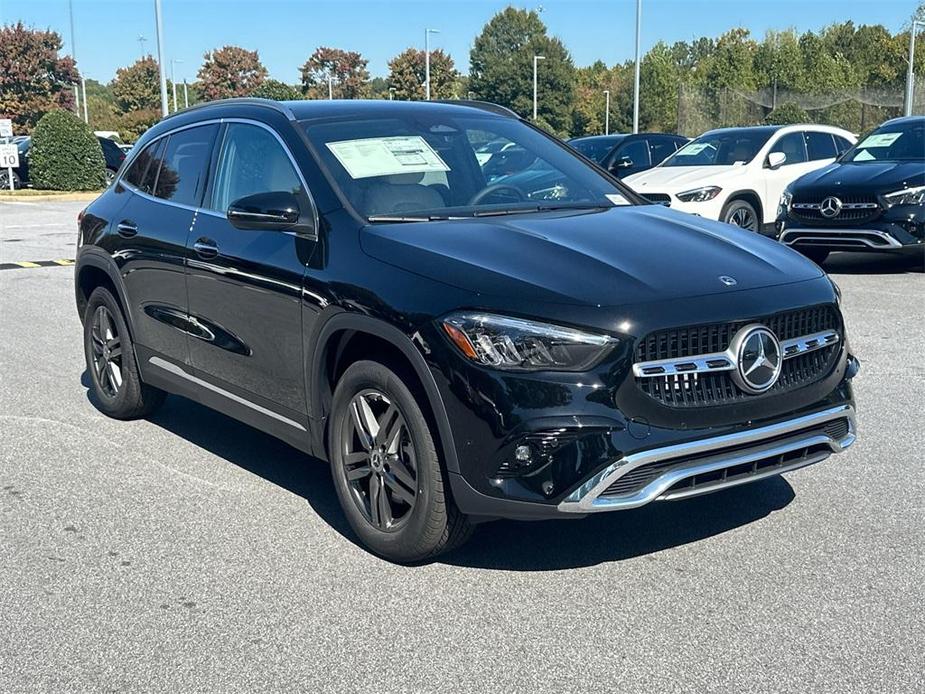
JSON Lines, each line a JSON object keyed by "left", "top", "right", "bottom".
{"left": 367, "top": 214, "right": 449, "bottom": 223}
{"left": 471, "top": 203, "right": 610, "bottom": 217}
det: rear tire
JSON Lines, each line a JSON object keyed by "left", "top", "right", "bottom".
{"left": 83, "top": 287, "right": 166, "bottom": 419}
{"left": 721, "top": 199, "right": 759, "bottom": 231}
{"left": 797, "top": 247, "right": 830, "bottom": 265}
{"left": 0, "top": 169, "right": 21, "bottom": 190}
{"left": 329, "top": 360, "right": 473, "bottom": 562}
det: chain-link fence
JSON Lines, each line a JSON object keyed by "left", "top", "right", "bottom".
{"left": 677, "top": 78, "right": 925, "bottom": 136}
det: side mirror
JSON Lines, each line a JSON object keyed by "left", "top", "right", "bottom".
{"left": 227, "top": 191, "right": 306, "bottom": 233}
{"left": 766, "top": 151, "right": 786, "bottom": 169}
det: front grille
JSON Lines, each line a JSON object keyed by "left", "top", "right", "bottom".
{"left": 600, "top": 417, "right": 849, "bottom": 498}
{"left": 644, "top": 193, "right": 672, "bottom": 206}
{"left": 790, "top": 193, "right": 881, "bottom": 226}
{"left": 634, "top": 305, "right": 840, "bottom": 408}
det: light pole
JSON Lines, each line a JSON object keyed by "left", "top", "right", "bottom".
{"left": 633, "top": 0, "right": 642, "bottom": 133}
{"left": 68, "top": 0, "right": 88, "bottom": 124}
{"left": 183, "top": 80, "right": 189, "bottom": 108}
{"left": 389, "top": 87, "right": 396, "bottom": 100}
{"left": 533, "top": 55, "right": 546, "bottom": 121}
{"left": 138, "top": 35, "right": 148, "bottom": 57}
{"left": 603, "top": 89, "right": 610, "bottom": 135}
{"left": 154, "top": 0, "right": 169, "bottom": 117}
{"left": 425, "top": 28, "right": 440, "bottom": 100}
{"left": 905, "top": 20, "right": 924, "bottom": 116}
{"left": 171, "top": 59, "right": 183, "bottom": 112}
{"left": 328, "top": 75, "right": 334, "bottom": 100}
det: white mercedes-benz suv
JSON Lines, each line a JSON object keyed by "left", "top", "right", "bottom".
{"left": 624, "top": 124, "right": 856, "bottom": 233}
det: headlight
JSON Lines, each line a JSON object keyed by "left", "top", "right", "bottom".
{"left": 441, "top": 312, "right": 617, "bottom": 371}
{"left": 676, "top": 186, "right": 722, "bottom": 203}
{"left": 883, "top": 185, "right": 925, "bottom": 207}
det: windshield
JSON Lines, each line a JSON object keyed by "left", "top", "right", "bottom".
{"left": 570, "top": 136, "right": 623, "bottom": 162}
{"left": 842, "top": 121, "right": 924, "bottom": 162}
{"left": 662, "top": 128, "right": 775, "bottom": 167}
{"left": 301, "top": 110, "right": 635, "bottom": 220}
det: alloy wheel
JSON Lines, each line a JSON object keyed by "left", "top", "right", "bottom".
{"left": 341, "top": 390, "right": 418, "bottom": 531}
{"left": 90, "top": 305, "right": 124, "bottom": 398}
{"left": 727, "top": 206, "right": 757, "bottom": 230}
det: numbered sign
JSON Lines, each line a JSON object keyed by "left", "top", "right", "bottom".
{"left": 0, "top": 143, "right": 19, "bottom": 169}
{"left": 0, "top": 119, "right": 12, "bottom": 138}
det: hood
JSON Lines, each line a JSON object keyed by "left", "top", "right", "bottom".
{"left": 791, "top": 160, "right": 925, "bottom": 196}
{"left": 624, "top": 164, "right": 745, "bottom": 192}
{"left": 360, "top": 205, "right": 823, "bottom": 307}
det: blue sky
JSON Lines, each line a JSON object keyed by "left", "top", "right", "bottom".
{"left": 2, "top": 0, "right": 919, "bottom": 84}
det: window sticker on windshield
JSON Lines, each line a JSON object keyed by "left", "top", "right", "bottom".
{"left": 605, "top": 193, "right": 631, "bottom": 206}
{"left": 325, "top": 136, "right": 450, "bottom": 179}
{"left": 859, "top": 132, "right": 902, "bottom": 148}
{"left": 677, "top": 143, "right": 710, "bottom": 155}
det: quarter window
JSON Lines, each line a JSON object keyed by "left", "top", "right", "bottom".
{"left": 122, "top": 138, "right": 165, "bottom": 194}
{"left": 152, "top": 125, "right": 219, "bottom": 205}
{"left": 768, "top": 132, "right": 807, "bottom": 166}
{"left": 833, "top": 135, "right": 853, "bottom": 155}
{"left": 210, "top": 123, "right": 304, "bottom": 213}
{"left": 804, "top": 131, "right": 837, "bottom": 161}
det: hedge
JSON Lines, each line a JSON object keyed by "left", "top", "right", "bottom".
{"left": 29, "top": 110, "right": 106, "bottom": 191}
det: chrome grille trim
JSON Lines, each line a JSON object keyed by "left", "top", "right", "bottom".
{"left": 791, "top": 202, "right": 879, "bottom": 210}
{"left": 632, "top": 329, "right": 839, "bottom": 378}
{"left": 780, "top": 228, "right": 903, "bottom": 249}
{"left": 558, "top": 404, "right": 855, "bottom": 513}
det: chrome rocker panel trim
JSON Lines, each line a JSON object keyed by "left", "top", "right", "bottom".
{"left": 780, "top": 228, "right": 903, "bottom": 249}
{"left": 632, "top": 329, "right": 839, "bottom": 378}
{"left": 558, "top": 404, "right": 856, "bottom": 513}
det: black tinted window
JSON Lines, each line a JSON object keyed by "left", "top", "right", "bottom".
{"left": 619, "top": 140, "right": 650, "bottom": 167}
{"left": 648, "top": 138, "right": 676, "bottom": 165}
{"left": 834, "top": 136, "right": 853, "bottom": 155}
{"left": 123, "top": 139, "right": 163, "bottom": 192}
{"left": 152, "top": 125, "right": 218, "bottom": 205}
{"left": 769, "top": 132, "right": 807, "bottom": 165}
{"left": 804, "top": 131, "right": 836, "bottom": 160}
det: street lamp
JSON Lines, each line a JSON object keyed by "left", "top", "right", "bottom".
{"left": 603, "top": 89, "right": 610, "bottom": 135}
{"left": 389, "top": 87, "right": 396, "bottom": 100}
{"left": 154, "top": 0, "right": 169, "bottom": 117}
{"left": 68, "top": 0, "right": 88, "bottom": 124}
{"left": 425, "top": 28, "right": 440, "bottom": 100}
{"left": 171, "top": 59, "right": 183, "bottom": 112}
{"left": 533, "top": 55, "right": 546, "bottom": 121}
{"left": 183, "top": 80, "right": 189, "bottom": 109}
{"left": 328, "top": 75, "right": 334, "bottom": 100}
{"left": 633, "top": 0, "right": 642, "bottom": 133}
{"left": 905, "top": 20, "right": 925, "bottom": 116}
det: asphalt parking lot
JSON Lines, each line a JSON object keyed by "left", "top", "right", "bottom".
{"left": 1, "top": 199, "right": 923, "bottom": 693}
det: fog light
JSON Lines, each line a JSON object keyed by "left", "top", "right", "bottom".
{"left": 514, "top": 445, "right": 532, "bottom": 462}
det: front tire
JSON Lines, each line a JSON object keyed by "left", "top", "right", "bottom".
{"left": 83, "top": 287, "right": 165, "bottom": 419}
{"left": 329, "top": 360, "right": 472, "bottom": 562}
{"left": 721, "top": 199, "right": 759, "bottom": 231}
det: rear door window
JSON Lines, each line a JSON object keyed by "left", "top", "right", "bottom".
{"left": 123, "top": 138, "right": 165, "bottom": 194}
{"left": 617, "top": 140, "right": 650, "bottom": 168}
{"left": 648, "top": 137, "right": 676, "bottom": 165}
{"left": 804, "top": 131, "right": 837, "bottom": 161}
{"left": 769, "top": 132, "right": 807, "bottom": 166}
{"left": 152, "top": 125, "right": 219, "bottom": 206}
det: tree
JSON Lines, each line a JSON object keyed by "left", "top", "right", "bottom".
{"left": 300, "top": 47, "right": 370, "bottom": 99}
{"left": 765, "top": 102, "right": 809, "bottom": 125}
{"left": 252, "top": 79, "right": 302, "bottom": 101}
{"left": 29, "top": 109, "right": 106, "bottom": 190}
{"left": 197, "top": 46, "right": 268, "bottom": 101}
{"left": 387, "top": 48, "right": 459, "bottom": 100}
{"left": 0, "top": 22, "right": 79, "bottom": 134}
{"left": 112, "top": 56, "right": 163, "bottom": 112}
{"left": 469, "top": 8, "right": 576, "bottom": 134}
{"left": 639, "top": 42, "right": 681, "bottom": 131}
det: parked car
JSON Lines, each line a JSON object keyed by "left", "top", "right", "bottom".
{"left": 0, "top": 136, "right": 31, "bottom": 189}
{"left": 777, "top": 115, "right": 925, "bottom": 264}
{"left": 624, "top": 124, "right": 856, "bottom": 233}
{"left": 97, "top": 135, "right": 127, "bottom": 186}
{"left": 75, "top": 98, "right": 859, "bottom": 562}
{"left": 569, "top": 133, "right": 689, "bottom": 177}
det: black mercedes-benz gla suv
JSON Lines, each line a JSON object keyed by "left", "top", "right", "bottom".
{"left": 777, "top": 116, "right": 925, "bottom": 264}
{"left": 75, "top": 99, "right": 859, "bottom": 562}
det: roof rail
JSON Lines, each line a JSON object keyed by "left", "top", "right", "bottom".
{"left": 432, "top": 99, "right": 521, "bottom": 119}
{"left": 163, "top": 97, "right": 298, "bottom": 122}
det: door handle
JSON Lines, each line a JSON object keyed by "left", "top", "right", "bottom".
{"left": 116, "top": 221, "right": 138, "bottom": 237}
{"left": 193, "top": 238, "right": 219, "bottom": 259}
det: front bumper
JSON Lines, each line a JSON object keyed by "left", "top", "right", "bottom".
{"left": 777, "top": 206, "right": 925, "bottom": 254}
{"left": 558, "top": 403, "right": 855, "bottom": 513}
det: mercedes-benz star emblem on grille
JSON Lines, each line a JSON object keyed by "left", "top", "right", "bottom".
{"left": 730, "top": 325, "right": 783, "bottom": 394}
{"left": 718, "top": 275, "right": 737, "bottom": 286}
{"left": 820, "top": 196, "right": 843, "bottom": 218}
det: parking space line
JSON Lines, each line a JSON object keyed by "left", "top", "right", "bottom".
{"left": 0, "top": 259, "right": 75, "bottom": 271}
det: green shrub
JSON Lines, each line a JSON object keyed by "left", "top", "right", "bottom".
{"left": 764, "top": 102, "right": 810, "bottom": 126}
{"left": 29, "top": 109, "right": 106, "bottom": 190}
{"left": 252, "top": 79, "right": 302, "bottom": 101}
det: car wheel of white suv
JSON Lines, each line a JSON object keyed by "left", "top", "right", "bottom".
{"left": 721, "top": 199, "right": 759, "bottom": 231}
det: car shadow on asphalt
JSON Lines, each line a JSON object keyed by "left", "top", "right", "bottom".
{"left": 83, "top": 375, "right": 797, "bottom": 571}
{"left": 822, "top": 251, "right": 923, "bottom": 274}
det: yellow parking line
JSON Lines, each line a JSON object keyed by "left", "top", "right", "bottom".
{"left": 14, "top": 261, "right": 41, "bottom": 268}
{"left": 52, "top": 259, "right": 75, "bottom": 266}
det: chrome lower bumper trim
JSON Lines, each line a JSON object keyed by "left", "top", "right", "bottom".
{"left": 780, "top": 228, "right": 902, "bottom": 249}
{"left": 558, "top": 404, "right": 856, "bottom": 514}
